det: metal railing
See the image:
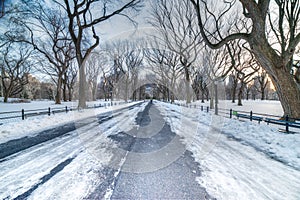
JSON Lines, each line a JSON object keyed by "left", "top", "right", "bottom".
{"left": 0, "top": 101, "right": 127, "bottom": 125}
{"left": 165, "top": 101, "right": 300, "bottom": 133}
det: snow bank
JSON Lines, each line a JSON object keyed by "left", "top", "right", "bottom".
{"left": 155, "top": 101, "right": 300, "bottom": 200}
{"left": 0, "top": 101, "right": 142, "bottom": 144}
{"left": 156, "top": 101, "right": 299, "bottom": 169}
{"left": 175, "top": 99, "right": 284, "bottom": 117}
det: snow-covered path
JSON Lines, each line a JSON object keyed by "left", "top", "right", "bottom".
{"left": 198, "top": 133, "right": 300, "bottom": 199}
{"left": 156, "top": 101, "right": 300, "bottom": 200}
{"left": 97, "top": 102, "right": 211, "bottom": 199}
{"left": 1, "top": 100, "right": 300, "bottom": 199}
{"left": 0, "top": 102, "right": 145, "bottom": 199}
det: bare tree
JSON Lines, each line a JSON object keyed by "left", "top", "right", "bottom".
{"left": 105, "top": 41, "right": 128, "bottom": 101}
{"left": 233, "top": 42, "right": 261, "bottom": 106}
{"left": 86, "top": 51, "right": 108, "bottom": 101}
{"left": 236, "top": 65, "right": 259, "bottom": 106}
{"left": 191, "top": 67, "right": 209, "bottom": 103}
{"left": 245, "top": 83, "right": 252, "bottom": 100}
{"left": 98, "top": 58, "right": 113, "bottom": 101}
{"left": 227, "top": 72, "right": 239, "bottom": 103}
{"left": 98, "top": 76, "right": 110, "bottom": 101}
{"left": 149, "top": 0, "right": 202, "bottom": 103}
{"left": 40, "top": 82, "right": 55, "bottom": 100}
{"left": 202, "top": 45, "right": 234, "bottom": 114}
{"left": 189, "top": 0, "right": 300, "bottom": 118}
{"left": 65, "top": 60, "right": 78, "bottom": 101}
{"left": 254, "top": 70, "right": 270, "bottom": 101}
{"left": 56, "top": 0, "right": 142, "bottom": 108}
{"left": 0, "top": 42, "right": 32, "bottom": 102}
{"left": 6, "top": 2, "right": 75, "bottom": 104}
{"left": 118, "top": 40, "right": 143, "bottom": 102}
{"left": 144, "top": 40, "right": 182, "bottom": 103}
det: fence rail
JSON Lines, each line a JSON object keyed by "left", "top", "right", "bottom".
{"left": 0, "top": 101, "right": 127, "bottom": 125}
{"left": 168, "top": 101, "right": 300, "bottom": 133}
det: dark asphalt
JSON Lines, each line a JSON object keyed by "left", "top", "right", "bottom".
{"left": 89, "top": 102, "right": 214, "bottom": 200}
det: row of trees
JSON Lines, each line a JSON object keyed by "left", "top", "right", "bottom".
{"left": 0, "top": 0, "right": 142, "bottom": 105}
{"left": 1, "top": 0, "right": 300, "bottom": 118}
{"left": 187, "top": 0, "right": 300, "bottom": 118}
{"left": 134, "top": 0, "right": 300, "bottom": 118}
{"left": 0, "top": 30, "right": 274, "bottom": 104}
{"left": 144, "top": 0, "right": 273, "bottom": 107}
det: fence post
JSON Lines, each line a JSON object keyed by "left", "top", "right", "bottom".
{"left": 66, "top": 106, "right": 68, "bottom": 113}
{"left": 22, "top": 109, "right": 25, "bottom": 120}
{"left": 230, "top": 109, "right": 232, "bottom": 118}
{"left": 207, "top": 106, "right": 209, "bottom": 113}
{"left": 285, "top": 115, "right": 289, "bottom": 132}
{"left": 48, "top": 107, "right": 51, "bottom": 116}
{"left": 201, "top": 106, "right": 203, "bottom": 111}
{"left": 250, "top": 111, "right": 253, "bottom": 121}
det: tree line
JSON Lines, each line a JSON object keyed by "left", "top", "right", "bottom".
{"left": 0, "top": 0, "right": 299, "bottom": 118}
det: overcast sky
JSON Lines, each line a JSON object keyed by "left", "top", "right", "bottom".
{"left": 98, "top": 0, "right": 152, "bottom": 44}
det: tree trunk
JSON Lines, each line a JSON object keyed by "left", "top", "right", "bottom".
{"left": 63, "top": 76, "right": 67, "bottom": 102}
{"left": 63, "top": 86, "right": 67, "bottom": 102}
{"left": 139, "top": 86, "right": 143, "bottom": 100}
{"left": 201, "top": 91, "right": 205, "bottom": 103}
{"left": 132, "top": 90, "right": 135, "bottom": 101}
{"left": 68, "top": 86, "right": 72, "bottom": 101}
{"left": 92, "top": 81, "right": 97, "bottom": 101}
{"left": 232, "top": 82, "right": 237, "bottom": 103}
{"left": 55, "top": 76, "right": 62, "bottom": 104}
{"left": 271, "top": 68, "right": 300, "bottom": 119}
{"left": 185, "top": 79, "right": 191, "bottom": 104}
{"left": 4, "top": 93, "right": 8, "bottom": 103}
{"left": 214, "top": 83, "right": 218, "bottom": 115}
{"left": 210, "top": 85, "right": 214, "bottom": 109}
{"left": 261, "top": 88, "right": 265, "bottom": 100}
{"left": 184, "top": 66, "right": 191, "bottom": 104}
{"left": 246, "top": 89, "right": 250, "bottom": 100}
{"left": 206, "top": 89, "right": 209, "bottom": 101}
{"left": 78, "top": 64, "right": 87, "bottom": 108}
{"left": 237, "top": 85, "right": 244, "bottom": 106}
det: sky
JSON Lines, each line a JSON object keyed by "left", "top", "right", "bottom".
{"left": 0, "top": 0, "right": 153, "bottom": 82}
{"left": 97, "top": 1, "right": 152, "bottom": 44}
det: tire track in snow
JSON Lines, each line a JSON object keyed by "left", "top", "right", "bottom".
{"left": 14, "top": 157, "right": 75, "bottom": 200}
{"left": 0, "top": 103, "right": 145, "bottom": 199}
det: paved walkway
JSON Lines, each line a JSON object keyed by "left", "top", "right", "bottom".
{"left": 89, "top": 102, "right": 214, "bottom": 199}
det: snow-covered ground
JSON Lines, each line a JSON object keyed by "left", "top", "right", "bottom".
{"left": 176, "top": 99, "right": 284, "bottom": 117}
{"left": 0, "top": 99, "right": 125, "bottom": 112}
{"left": 156, "top": 101, "right": 300, "bottom": 200}
{"left": 219, "top": 100, "right": 283, "bottom": 116}
{"left": 1, "top": 99, "right": 299, "bottom": 199}
{"left": 0, "top": 100, "right": 141, "bottom": 144}
{"left": 0, "top": 101, "right": 148, "bottom": 200}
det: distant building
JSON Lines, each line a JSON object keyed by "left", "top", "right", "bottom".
{"left": 23, "top": 74, "right": 41, "bottom": 99}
